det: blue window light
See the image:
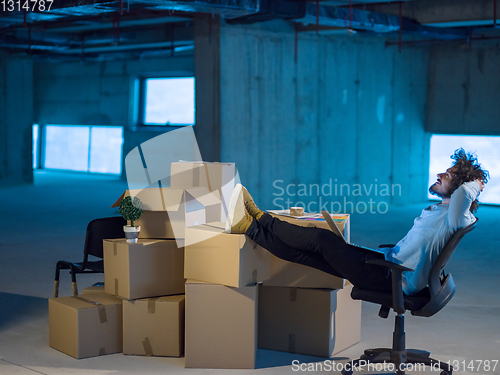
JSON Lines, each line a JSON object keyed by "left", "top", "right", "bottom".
{"left": 89, "top": 126, "right": 123, "bottom": 174}
{"left": 44, "top": 125, "right": 90, "bottom": 172}
{"left": 143, "top": 77, "right": 195, "bottom": 126}
{"left": 42, "top": 125, "right": 123, "bottom": 175}
{"left": 32, "top": 124, "right": 39, "bottom": 169}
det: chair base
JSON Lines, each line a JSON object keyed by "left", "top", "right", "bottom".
{"left": 341, "top": 348, "right": 453, "bottom": 375}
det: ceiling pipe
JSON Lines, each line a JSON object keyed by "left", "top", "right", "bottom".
{"left": 386, "top": 34, "right": 500, "bottom": 47}
{"left": 294, "top": 2, "right": 399, "bottom": 33}
{"left": 398, "top": 1, "right": 402, "bottom": 52}
{"left": 494, "top": 0, "right": 497, "bottom": 27}
{"left": 39, "top": 15, "right": 192, "bottom": 33}
{"left": 2, "top": 0, "right": 473, "bottom": 40}
{"left": 223, "top": 0, "right": 305, "bottom": 24}
{"left": 0, "top": 0, "right": 490, "bottom": 57}
{"left": 103, "top": 0, "right": 260, "bottom": 17}
{"left": 0, "top": 39, "right": 193, "bottom": 53}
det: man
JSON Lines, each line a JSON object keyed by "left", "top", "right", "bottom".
{"left": 225, "top": 148, "right": 488, "bottom": 295}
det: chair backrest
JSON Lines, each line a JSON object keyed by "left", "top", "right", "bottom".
{"left": 412, "top": 217, "right": 478, "bottom": 317}
{"left": 427, "top": 217, "right": 478, "bottom": 295}
{"left": 83, "top": 217, "right": 127, "bottom": 261}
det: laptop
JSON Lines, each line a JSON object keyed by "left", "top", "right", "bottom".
{"left": 320, "top": 211, "right": 386, "bottom": 255}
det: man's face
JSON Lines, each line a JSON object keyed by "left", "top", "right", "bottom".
{"left": 429, "top": 167, "right": 456, "bottom": 199}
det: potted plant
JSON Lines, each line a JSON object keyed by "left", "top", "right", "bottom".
{"left": 119, "top": 196, "right": 143, "bottom": 243}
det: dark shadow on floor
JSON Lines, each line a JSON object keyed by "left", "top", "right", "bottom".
{"left": 256, "top": 348, "right": 349, "bottom": 369}
{"left": 0, "top": 292, "right": 48, "bottom": 331}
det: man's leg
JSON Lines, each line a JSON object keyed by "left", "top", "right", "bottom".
{"left": 250, "top": 213, "right": 391, "bottom": 292}
{"left": 246, "top": 219, "right": 345, "bottom": 278}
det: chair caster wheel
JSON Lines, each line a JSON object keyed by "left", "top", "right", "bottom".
{"left": 341, "top": 368, "right": 353, "bottom": 375}
{"left": 441, "top": 371, "right": 452, "bottom": 375}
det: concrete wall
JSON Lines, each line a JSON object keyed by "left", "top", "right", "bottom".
{"left": 427, "top": 42, "right": 500, "bottom": 134}
{"left": 219, "top": 22, "right": 430, "bottom": 212}
{"left": 0, "top": 54, "right": 34, "bottom": 187}
{"left": 34, "top": 55, "right": 194, "bottom": 178}
{"left": 1, "top": 19, "right": 431, "bottom": 211}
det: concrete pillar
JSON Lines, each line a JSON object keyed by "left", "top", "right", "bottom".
{"left": 193, "top": 14, "right": 221, "bottom": 162}
{"left": 0, "top": 54, "right": 34, "bottom": 187}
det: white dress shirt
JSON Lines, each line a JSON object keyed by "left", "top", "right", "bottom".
{"left": 383, "top": 180, "right": 480, "bottom": 295}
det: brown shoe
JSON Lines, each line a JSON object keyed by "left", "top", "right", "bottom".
{"left": 242, "top": 186, "right": 264, "bottom": 221}
{"left": 225, "top": 184, "right": 254, "bottom": 234}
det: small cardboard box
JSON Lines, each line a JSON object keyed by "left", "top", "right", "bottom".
{"left": 184, "top": 222, "right": 271, "bottom": 288}
{"left": 270, "top": 212, "right": 350, "bottom": 242}
{"left": 104, "top": 239, "right": 185, "bottom": 300}
{"left": 258, "top": 284, "right": 361, "bottom": 358}
{"left": 185, "top": 280, "right": 257, "bottom": 369}
{"left": 49, "top": 293, "right": 123, "bottom": 359}
{"left": 263, "top": 254, "right": 346, "bottom": 289}
{"left": 170, "top": 161, "right": 236, "bottom": 222}
{"left": 111, "top": 187, "right": 221, "bottom": 240}
{"left": 123, "top": 295, "right": 185, "bottom": 357}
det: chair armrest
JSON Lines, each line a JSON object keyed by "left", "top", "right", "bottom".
{"left": 365, "top": 258, "right": 414, "bottom": 273}
{"left": 365, "top": 259, "right": 413, "bottom": 314}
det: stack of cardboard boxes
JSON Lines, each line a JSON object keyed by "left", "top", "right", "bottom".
{"left": 48, "top": 161, "right": 231, "bottom": 360}
{"left": 48, "top": 161, "right": 361, "bottom": 368}
{"left": 258, "top": 214, "right": 361, "bottom": 359}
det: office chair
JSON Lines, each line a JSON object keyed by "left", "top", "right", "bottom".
{"left": 342, "top": 218, "right": 478, "bottom": 375}
{"left": 53, "top": 216, "right": 126, "bottom": 298}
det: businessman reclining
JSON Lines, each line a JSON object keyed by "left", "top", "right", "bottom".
{"left": 225, "top": 148, "right": 488, "bottom": 295}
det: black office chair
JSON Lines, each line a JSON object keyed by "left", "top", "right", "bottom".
{"left": 53, "top": 216, "right": 126, "bottom": 298}
{"left": 342, "top": 218, "right": 478, "bottom": 375}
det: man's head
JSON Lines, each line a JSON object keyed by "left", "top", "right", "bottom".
{"left": 429, "top": 148, "right": 489, "bottom": 212}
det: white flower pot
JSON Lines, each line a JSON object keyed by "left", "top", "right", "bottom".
{"left": 123, "top": 225, "right": 141, "bottom": 243}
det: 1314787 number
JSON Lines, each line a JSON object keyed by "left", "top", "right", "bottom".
{"left": 1, "top": 0, "right": 54, "bottom": 12}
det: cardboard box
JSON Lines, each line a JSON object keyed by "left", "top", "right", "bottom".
{"left": 270, "top": 212, "right": 350, "bottom": 242}
{"left": 49, "top": 293, "right": 123, "bottom": 359}
{"left": 263, "top": 254, "right": 346, "bottom": 289}
{"left": 82, "top": 283, "right": 106, "bottom": 295}
{"left": 184, "top": 222, "right": 271, "bottom": 288}
{"left": 185, "top": 280, "right": 257, "bottom": 369}
{"left": 259, "top": 212, "right": 348, "bottom": 289}
{"left": 258, "top": 284, "right": 361, "bottom": 358}
{"left": 111, "top": 187, "right": 221, "bottom": 240}
{"left": 104, "top": 239, "right": 185, "bottom": 300}
{"left": 170, "top": 161, "right": 236, "bottom": 222}
{"left": 123, "top": 295, "right": 185, "bottom": 357}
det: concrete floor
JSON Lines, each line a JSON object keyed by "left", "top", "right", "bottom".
{"left": 1, "top": 171, "right": 499, "bottom": 375}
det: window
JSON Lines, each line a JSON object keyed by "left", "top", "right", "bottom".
{"left": 32, "top": 124, "right": 39, "bottom": 169}
{"left": 429, "top": 135, "right": 500, "bottom": 205}
{"left": 140, "top": 77, "right": 195, "bottom": 126}
{"left": 34, "top": 124, "right": 123, "bottom": 175}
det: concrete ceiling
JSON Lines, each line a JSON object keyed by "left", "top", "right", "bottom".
{"left": 0, "top": 0, "right": 498, "bottom": 61}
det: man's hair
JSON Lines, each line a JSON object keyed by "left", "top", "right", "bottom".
{"left": 449, "top": 148, "right": 489, "bottom": 213}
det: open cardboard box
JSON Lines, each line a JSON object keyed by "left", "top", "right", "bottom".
{"left": 170, "top": 161, "right": 236, "bottom": 222}
{"left": 269, "top": 211, "right": 350, "bottom": 241}
{"left": 111, "top": 186, "right": 221, "bottom": 240}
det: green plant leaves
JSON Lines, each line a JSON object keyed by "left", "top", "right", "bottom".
{"left": 119, "top": 196, "right": 143, "bottom": 223}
